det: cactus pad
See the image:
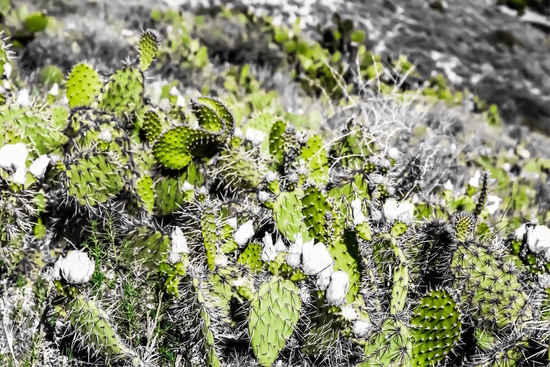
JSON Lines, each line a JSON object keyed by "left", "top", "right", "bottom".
{"left": 138, "top": 29, "right": 161, "bottom": 71}
{"left": 66, "top": 63, "right": 102, "bottom": 108}
{"left": 249, "top": 276, "right": 301, "bottom": 366}
{"left": 121, "top": 227, "right": 170, "bottom": 271}
{"left": 361, "top": 318, "right": 412, "bottom": 367}
{"left": 410, "top": 289, "right": 462, "bottom": 366}
{"left": 100, "top": 65, "right": 143, "bottom": 118}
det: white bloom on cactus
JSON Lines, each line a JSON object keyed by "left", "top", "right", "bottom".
{"left": 226, "top": 217, "right": 237, "bottom": 229}
{"left": 265, "top": 170, "right": 279, "bottom": 183}
{"left": 245, "top": 127, "right": 265, "bottom": 147}
{"left": 386, "top": 147, "right": 399, "bottom": 160}
{"left": 315, "top": 263, "right": 334, "bottom": 290}
{"left": 468, "top": 170, "right": 481, "bottom": 188}
{"left": 261, "top": 233, "right": 285, "bottom": 262}
{"left": 340, "top": 304, "right": 357, "bottom": 321}
{"left": 351, "top": 198, "right": 367, "bottom": 225}
{"left": 514, "top": 223, "right": 528, "bottom": 241}
{"left": 527, "top": 225, "right": 550, "bottom": 258}
{"left": 326, "top": 271, "right": 349, "bottom": 306}
{"left": 12, "top": 166, "right": 26, "bottom": 185}
{"left": 302, "top": 241, "right": 333, "bottom": 276}
{"left": 485, "top": 195, "right": 502, "bottom": 215}
{"left": 233, "top": 220, "right": 255, "bottom": 247}
{"left": 169, "top": 86, "right": 180, "bottom": 96}
{"left": 53, "top": 250, "right": 95, "bottom": 285}
{"left": 3, "top": 63, "right": 11, "bottom": 78}
{"left": 171, "top": 227, "right": 188, "bottom": 254}
{"left": 443, "top": 180, "right": 454, "bottom": 191}
{"left": 29, "top": 155, "right": 50, "bottom": 179}
{"left": 167, "top": 251, "right": 182, "bottom": 265}
{"left": 286, "top": 233, "right": 304, "bottom": 268}
{"left": 197, "top": 186, "right": 208, "bottom": 195}
{"left": 98, "top": 129, "right": 112, "bottom": 142}
{"left": 382, "top": 198, "right": 414, "bottom": 225}
{"left": 234, "top": 127, "right": 244, "bottom": 139}
{"left": 16, "top": 89, "right": 30, "bottom": 106}
{"left": 257, "top": 191, "right": 271, "bottom": 203}
{"left": 181, "top": 181, "right": 194, "bottom": 192}
{"left": 215, "top": 253, "right": 228, "bottom": 267}
{"left": 49, "top": 83, "right": 59, "bottom": 96}
{"left": 0, "top": 143, "right": 28, "bottom": 172}
{"left": 176, "top": 95, "right": 185, "bottom": 107}
{"left": 352, "top": 320, "right": 372, "bottom": 338}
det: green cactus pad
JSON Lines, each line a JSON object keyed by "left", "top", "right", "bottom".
{"left": 328, "top": 230, "right": 362, "bottom": 303}
{"left": 138, "top": 29, "right": 161, "bottom": 71}
{"left": 63, "top": 150, "right": 125, "bottom": 206}
{"left": 100, "top": 65, "right": 143, "bottom": 118}
{"left": 196, "top": 96, "right": 235, "bottom": 136}
{"left": 238, "top": 242, "right": 264, "bottom": 273}
{"left": 121, "top": 227, "right": 170, "bottom": 270}
{"left": 24, "top": 11, "right": 48, "bottom": 33}
{"left": 244, "top": 110, "right": 279, "bottom": 153}
{"left": 142, "top": 109, "right": 164, "bottom": 142}
{"left": 135, "top": 175, "right": 155, "bottom": 214}
{"left": 328, "top": 173, "right": 370, "bottom": 221}
{"left": 410, "top": 289, "right": 461, "bottom": 366}
{"left": 361, "top": 318, "right": 412, "bottom": 367}
{"left": 192, "top": 278, "right": 222, "bottom": 367}
{"left": 300, "top": 134, "right": 329, "bottom": 185}
{"left": 451, "top": 242, "right": 531, "bottom": 331}
{"left": 269, "top": 120, "right": 295, "bottom": 165}
{"left": 302, "top": 185, "right": 330, "bottom": 243}
{"left": 390, "top": 245, "right": 409, "bottom": 315}
{"left": 273, "top": 190, "right": 309, "bottom": 242}
{"left": 66, "top": 63, "right": 102, "bottom": 108}
{"left": 201, "top": 210, "right": 218, "bottom": 271}
{"left": 154, "top": 176, "right": 186, "bottom": 216}
{"left": 65, "top": 296, "right": 131, "bottom": 358}
{"left": 249, "top": 276, "right": 301, "bottom": 367}
{"left": 216, "top": 146, "right": 267, "bottom": 191}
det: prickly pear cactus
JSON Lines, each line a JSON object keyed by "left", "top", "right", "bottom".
{"left": 249, "top": 276, "right": 301, "bottom": 366}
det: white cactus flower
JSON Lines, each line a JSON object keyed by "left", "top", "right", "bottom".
{"left": 257, "top": 191, "right": 271, "bottom": 203}
{"left": 12, "top": 166, "right": 27, "bottom": 185}
{"left": 351, "top": 198, "right": 367, "bottom": 225}
{"left": 215, "top": 253, "right": 228, "bottom": 267}
{"left": 234, "top": 128, "right": 244, "bottom": 139}
{"left": 197, "top": 186, "right": 208, "bottom": 195}
{"left": 226, "top": 217, "right": 237, "bottom": 229}
{"left": 514, "top": 223, "right": 528, "bottom": 242}
{"left": 443, "top": 180, "right": 454, "bottom": 191}
{"left": 352, "top": 320, "right": 372, "bottom": 338}
{"left": 53, "top": 250, "right": 95, "bottom": 285}
{"left": 245, "top": 127, "right": 265, "bottom": 147}
{"left": 286, "top": 233, "right": 304, "bottom": 268}
{"left": 265, "top": 170, "right": 279, "bottom": 183}
{"left": 387, "top": 147, "right": 399, "bottom": 160}
{"left": 527, "top": 225, "right": 550, "bottom": 258}
{"left": 49, "top": 83, "right": 59, "bottom": 96}
{"left": 485, "top": 195, "right": 502, "bottom": 215}
{"left": 382, "top": 198, "right": 415, "bottom": 224}
{"left": 261, "top": 233, "right": 285, "bottom": 262}
{"left": 171, "top": 227, "right": 188, "bottom": 254}
{"left": 3, "top": 63, "right": 11, "bottom": 78}
{"left": 340, "top": 304, "right": 357, "bottom": 321}
{"left": 181, "top": 181, "right": 194, "bottom": 192}
{"left": 233, "top": 220, "right": 255, "bottom": 247}
{"left": 168, "top": 251, "right": 182, "bottom": 265}
{"left": 16, "top": 89, "right": 30, "bottom": 106}
{"left": 176, "top": 95, "right": 185, "bottom": 107}
{"left": 169, "top": 86, "right": 180, "bottom": 96}
{"left": 326, "top": 271, "right": 349, "bottom": 306}
{"left": 29, "top": 155, "right": 50, "bottom": 179}
{"left": 302, "top": 241, "right": 333, "bottom": 276}
{"left": 468, "top": 170, "right": 481, "bottom": 188}
{"left": 98, "top": 129, "right": 112, "bottom": 142}
{"left": 0, "top": 143, "right": 28, "bottom": 172}
{"left": 315, "top": 264, "right": 333, "bottom": 290}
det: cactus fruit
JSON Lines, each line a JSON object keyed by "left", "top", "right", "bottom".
{"left": 249, "top": 276, "right": 301, "bottom": 366}
{"left": 66, "top": 63, "right": 102, "bottom": 108}
{"left": 451, "top": 211, "right": 476, "bottom": 242}
{"left": 138, "top": 29, "right": 161, "bottom": 71}
{"left": 410, "top": 289, "right": 462, "bottom": 366}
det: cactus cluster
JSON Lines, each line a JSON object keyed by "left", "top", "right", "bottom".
{"left": 1, "top": 11, "right": 549, "bottom": 367}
